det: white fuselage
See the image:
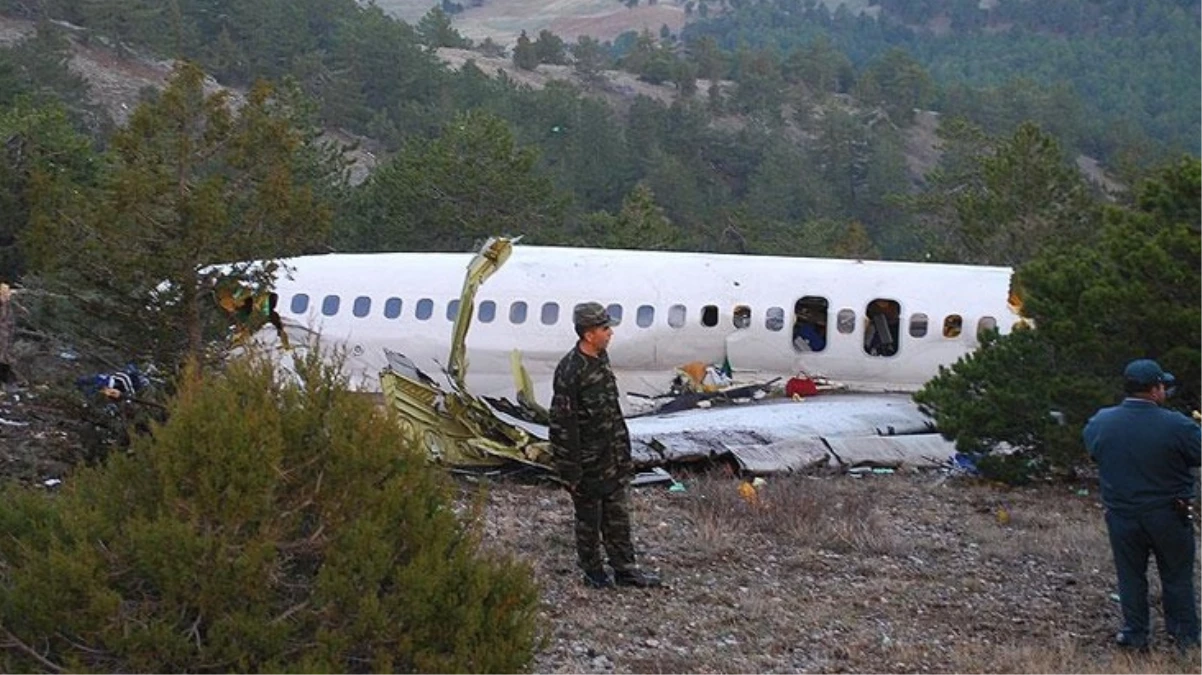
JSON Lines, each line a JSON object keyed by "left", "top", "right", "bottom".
{"left": 265, "top": 245, "right": 1021, "bottom": 402}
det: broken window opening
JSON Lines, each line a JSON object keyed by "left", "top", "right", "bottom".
{"left": 943, "top": 314, "right": 962, "bottom": 338}
{"left": 636, "top": 304, "right": 655, "bottom": 328}
{"left": 446, "top": 300, "right": 461, "bottom": 321}
{"left": 667, "top": 304, "right": 686, "bottom": 328}
{"left": 864, "top": 299, "right": 900, "bottom": 357}
{"left": 509, "top": 301, "right": 527, "bottom": 324}
{"left": 383, "top": 297, "right": 402, "bottom": 319}
{"left": 733, "top": 305, "right": 751, "bottom": 329}
{"left": 606, "top": 303, "right": 623, "bottom": 326}
{"left": 977, "top": 316, "right": 997, "bottom": 339}
{"left": 415, "top": 298, "right": 433, "bottom": 321}
{"left": 290, "top": 293, "right": 309, "bottom": 314}
{"left": 541, "top": 302, "right": 559, "bottom": 325}
{"left": 478, "top": 300, "right": 496, "bottom": 323}
{"left": 792, "top": 296, "right": 829, "bottom": 353}
{"left": 352, "top": 296, "right": 371, "bottom": 318}
{"left": 321, "top": 295, "right": 340, "bottom": 317}
{"left": 701, "top": 304, "right": 719, "bottom": 327}
{"left": 765, "top": 307, "right": 785, "bottom": 332}
{"left": 909, "top": 313, "right": 928, "bottom": 338}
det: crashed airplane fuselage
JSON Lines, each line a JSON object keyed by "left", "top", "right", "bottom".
{"left": 262, "top": 241, "right": 1022, "bottom": 404}
{"left": 245, "top": 238, "right": 1024, "bottom": 475}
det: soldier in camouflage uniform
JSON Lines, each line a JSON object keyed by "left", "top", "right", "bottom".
{"left": 551, "top": 302, "right": 662, "bottom": 589}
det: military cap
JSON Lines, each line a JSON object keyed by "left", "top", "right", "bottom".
{"left": 1123, "top": 358, "right": 1175, "bottom": 387}
{"left": 573, "top": 302, "right": 614, "bottom": 329}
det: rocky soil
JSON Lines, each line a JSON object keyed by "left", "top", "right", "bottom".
{"left": 465, "top": 470, "right": 1200, "bottom": 673}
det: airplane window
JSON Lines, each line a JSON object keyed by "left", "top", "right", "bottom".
{"left": 352, "top": 296, "right": 371, "bottom": 318}
{"left": 836, "top": 309, "right": 855, "bottom": 334}
{"left": 765, "top": 307, "right": 785, "bottom": 331}
{"left": 478, "top": 300, "right": 496, "bottom": 323}
{"left": 383, "top": 297, "right": 402, "bottom": 319}
{"left": 606, "top": 303, "right": 623, "bottom": 326}
{"left": 909, "top": 313, "right": 929, "bottom": 338}
{"left": 416, "top": 298, "right": 433, "bottom": 321}
{"left": 541, "top": 302, "right": 559, "bottom": 325}
{"left": 733, "top": 305, "right": 751, "bottom": 329}
{"left": 290, "top": 293, "right": 309, "bottom": 315}
{"left": 793, "top": 297, "right": 830, "bottom": 353}
{"left": 977, "top": 316, "right": 997, "bottom": 339}
{"left": 321, "top": 295, "right": 340, "bottom": 317}
{"left": 943, "top": 314, "right": 962, "bottom": 338}
{"left": 864, "top": 299, "right": 900, "bottom": 357}
{"left": 667, "top": 304, "right": 686, "bottom": 328}
{"left": 636, "top": 305, "right": 655, "bottom": 328}
{"left": 447, "top": 299, "right": 460, "bottom": 321}
{"left": 510, "top": 301, "right": 527, "bottom": 324}
{"left": 701, "top": 305, "right": 719, "bottom": 327}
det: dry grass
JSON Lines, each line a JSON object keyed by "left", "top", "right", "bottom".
{"left": 679, "top": 473, "right": 909, "bottom": 557}
{"left": 467, "top": 472, "right": 1202, "bottom": 673}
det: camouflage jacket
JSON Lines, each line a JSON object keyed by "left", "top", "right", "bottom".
{"left": 550, "top": 345, "right": 632, "bottom": 492}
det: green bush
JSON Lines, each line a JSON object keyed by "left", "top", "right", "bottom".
{"left": 0, "top": 351, "right": 540, "bottom": 673}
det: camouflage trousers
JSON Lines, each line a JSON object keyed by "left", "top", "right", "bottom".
{"left": 571, "top": 484, "right": 636, "bottom": 574}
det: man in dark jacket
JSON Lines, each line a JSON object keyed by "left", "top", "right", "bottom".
{"left": 551, "top": 302, "right": 661, "bottom": 589}
{"left": 1083, "top": 358, "right": 1201, "bottom": 651}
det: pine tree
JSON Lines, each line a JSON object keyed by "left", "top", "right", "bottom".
{"left": 24, "top": 62, "right": 333, "bottom": 366}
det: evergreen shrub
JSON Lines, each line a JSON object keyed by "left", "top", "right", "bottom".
{"left": 0, "top": 351, "right": 540, "bottom": 673}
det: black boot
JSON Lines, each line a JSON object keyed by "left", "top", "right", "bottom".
{"left": 582, "top": 569, "right": 614, "bottom": 589}
{"left": 614, "top": 568, "right": 661, "bottom": 588}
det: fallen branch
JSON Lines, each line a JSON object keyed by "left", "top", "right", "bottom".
{"left": 1, "top": 625, "right": 65, "bottom": 673}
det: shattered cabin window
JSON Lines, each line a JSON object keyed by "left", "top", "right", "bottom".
{"left": 383, "top": 297, "right": 402, "bottom": 319}
{"left": 446, "top": 299, "right": 460, "bottom": 320}
{"left": 977, "top": 316, "right": 997, "bottom": 339}
{"left": 701, "top": 304, "right": 718, "bottom": 327}
{"left": 321, "top": 295, "right": 340, "bottom": 317}
{"left": 352, "top": 296, "right": 371, "bottom": 318}
{"left": 636, "top": 304, "right": 655, "bottom": 328}
{"left": 478, "top": 300, "right": 496, "bottom": 323}
{"left": 909, "top": 313, "right": 928, "bottom": 338}
{"left": 416, "top": 298, "right": 433, "bottom": 321}
{"left": 290, "top": 293, "right": 309, "bottom": 314}
{"left": 836, "top": 309, "right": 856, "bottom": 335}
{"left": 667, "top": 304, "right": 686, "bottom": 328}
{"left": 864, "top": 299, "right": 900, "bottom": 357}
{"left": 943, "top": 314, "right": 962, "bottom": 338}
{"left": 765, "top": 307, "right": 785, "bottom": 331}
{"left": 541, "top": 302, "right": 559, "bottom": 325}
{"left": 606, "top": 303, "right": 623, "bottom": 326}
{"left": 792, "top": 296, "right": 830, "bottom": 353}
{"left": 509, "top": 301, "right": 527, "bottom": 324}
{"left": 733, "top": 305, "right": 751, "bottom": 329}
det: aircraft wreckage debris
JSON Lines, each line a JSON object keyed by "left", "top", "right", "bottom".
{"left": 376, "top": 236, "right": 960, "bottom": 481}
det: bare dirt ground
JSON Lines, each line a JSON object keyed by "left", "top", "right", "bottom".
{"left": 467, "top": 471, "right": 1201, "bottom": 673}
{"left": 378, "top": 0, "right": 688, "bottom": 45}
{"left": 375, "top": 0, "right": 880, "bottom": 46}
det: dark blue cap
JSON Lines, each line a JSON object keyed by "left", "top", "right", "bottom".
{"left": 1123, "top": 359, "right": 1175, "bottom": 387}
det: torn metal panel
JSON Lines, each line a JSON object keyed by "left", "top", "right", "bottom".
{"left": 724, "top": 436, "right": 834, "bottom": 475}
{"left": 631, "top": 467, "right": 674, "bottom": 487}
{"left": 448, "top": 237, "right": 515, "bottom": 390}
{"left": 627, "top": 394, "right": 933, "bottom": 443}
{"left": 380, "top": 351, "right": 555, "bottom": 472}
{"left": 824, "top": 433, "right": 957, "bottom": 469}
{"left": 631, "top": 428, "right": 776, "bottom": 467}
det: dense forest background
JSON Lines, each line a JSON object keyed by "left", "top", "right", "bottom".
{"left": 1, "top": 0, "right": 1197, "bottom": 277}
